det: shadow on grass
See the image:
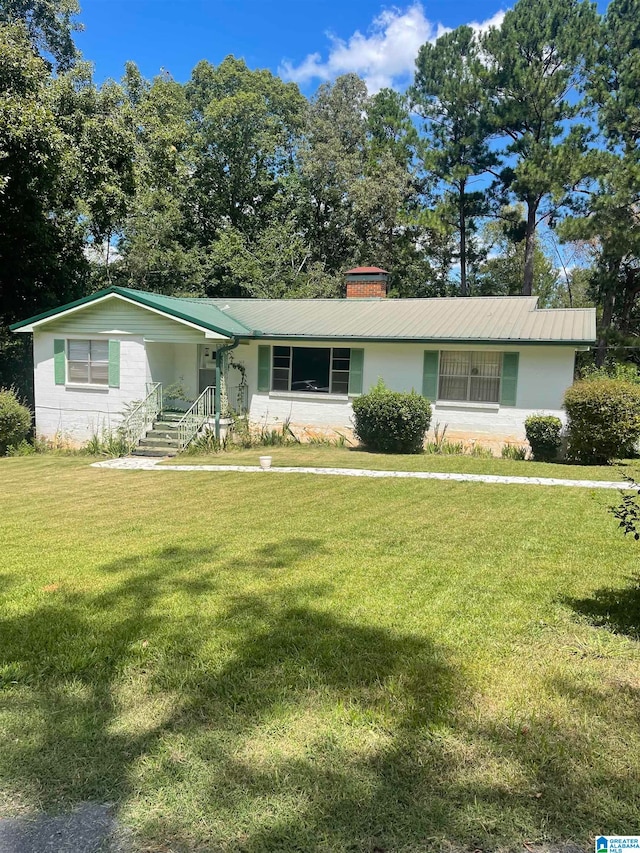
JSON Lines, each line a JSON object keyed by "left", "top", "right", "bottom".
{"left": 566, "top": 575, "right": 640, "bottom": 640}
{"left": 0, "top": 541, "right": 638, "bottom": 850}
{"left": 0, "top": 572, "right": 16, "bottom": 592}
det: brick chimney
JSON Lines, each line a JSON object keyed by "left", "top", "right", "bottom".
{"left": 345, "top": 266, "right": 389, "bottom": 298}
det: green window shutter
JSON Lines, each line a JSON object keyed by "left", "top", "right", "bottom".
{"left": 54, "top": 339, "right": 65, "bottom": 385}
{"left": 501, "top": 352, "right": 519, "bottom": 407}
{"left": 108, "top": 340, "right": 120, "bottom": 388}
{"left": 422, "top": 350, "right": 439, "bottom": 400}
{"left": 348, "top": 348, "right": 364, "bottom": 395}
{"left": 257, "top": 345, "right": 271, "bottom": 392}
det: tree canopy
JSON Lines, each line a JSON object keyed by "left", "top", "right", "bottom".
{"left": 3, "top": 0, "right": 640, "bottom": 398}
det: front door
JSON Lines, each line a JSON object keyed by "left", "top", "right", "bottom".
{"left": 199, "top": 345, "right": 216, "bottom": 394}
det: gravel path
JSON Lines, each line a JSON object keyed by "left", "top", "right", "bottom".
{"left": 0, "top": 803, "right": 129, "bottom": 853}
{"left": 91, "top": 457, "right": 631, "bottom": 489}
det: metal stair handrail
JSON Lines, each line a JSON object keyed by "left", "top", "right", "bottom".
{"left": 119, "top": 382, "right": 163, "bottom": 450}
{"left": 177, "top": 386, "right": 215, "bottom": 449}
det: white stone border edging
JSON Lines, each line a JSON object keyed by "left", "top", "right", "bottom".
{"left": 90, "top": 457, "right": 633, "bottom": 490}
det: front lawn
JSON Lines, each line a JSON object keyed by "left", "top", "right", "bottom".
{"left": 1, "top": 456, "right": 639, "bottom": 852}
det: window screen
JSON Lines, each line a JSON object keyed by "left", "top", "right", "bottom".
{"left": 271, "top": 347, "right": 351, "bottom": 394}
{"left": 331, "top": 348, "right": 351, "bottom": 394}
{"left": 272, "top": 346, "right": 291, "bottom": 391}
{"left": 67, "top": 340, "right": 109, "bottom": 385}
{"left": 438, "top": 351, "right": 501, "bottom": 403}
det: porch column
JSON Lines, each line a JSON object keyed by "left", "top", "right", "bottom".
{"left": 214, "top": 348, "right": 222, "bottom": 439}
{"left": 214, "top": 338, "right": 240, "bottom": 439}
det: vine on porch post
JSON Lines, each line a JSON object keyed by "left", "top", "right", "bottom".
{"left": 228, "top": 353, "right": 248, "bottom": 414}
{"left": 218, "top": 348, "right": 229, "bottom": 417}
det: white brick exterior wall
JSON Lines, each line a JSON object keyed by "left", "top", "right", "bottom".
{"left": 33, "top": 331, "right": 149, "bottom": 443}
{"left": 239, "top": 340, "right": 577, "bottom": 443}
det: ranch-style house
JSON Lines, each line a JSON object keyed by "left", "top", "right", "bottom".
{"left": 11, "top": 267, "right": 596, "bottom": 454}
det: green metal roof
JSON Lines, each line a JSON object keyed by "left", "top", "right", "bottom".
{"left": 119, "top": 288, "right": 254, "bottom": 336}
{"left": 11, "top": 287, "right": 596, "bottom": 345}
{"left": 204, "top": 296, "right": 596, "bottom": 344}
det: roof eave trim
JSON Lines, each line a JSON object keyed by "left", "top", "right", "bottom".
{"left": 252, "top": 334, "right": 596, "bottom": 346}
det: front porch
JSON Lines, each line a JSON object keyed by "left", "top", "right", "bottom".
{"left": 145, "top": 341, "right": 248, "bottom": 414}
{"left": 122, "top": 342, "right": 249, "bottom": 456}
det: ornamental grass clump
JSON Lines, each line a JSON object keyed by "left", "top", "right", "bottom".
{"left": 524, "top": 415, "right": 563, "bottom": 462}
{"left": 564, "top": 379, "right": 640, "bottom": 464}
{"left": 351, "top": 380, "right": 431, "bottom": 454}
{"left": 0, "top": 387, "right": 31, "bottom": 455}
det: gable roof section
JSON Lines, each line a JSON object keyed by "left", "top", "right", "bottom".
{"left": 11, "top": 287, "right": 596, "bottom": 344}
{"left": 10, "top": 287, "right": 253, "bottom": 337}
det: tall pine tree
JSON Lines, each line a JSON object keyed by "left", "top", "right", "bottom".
{"left": 413, "top": 26, "right": 495, "bottom": 295}
{"left": 483, "top": 0, "right": 598, "bottom": 295}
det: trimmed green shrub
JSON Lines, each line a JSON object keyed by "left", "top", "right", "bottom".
{"left": 352, "top": 380, "right": 431, "bottom": 454}
{"left": 564, "top": 379, "right": 640, "bottom": 464}
{"left": 524, "top": 414, "right": 563, "bottom": 462}
{"left": 0, "top": 388, "right": 31, "bottom": 455}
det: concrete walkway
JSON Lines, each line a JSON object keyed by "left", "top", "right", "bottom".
{"left": 91, "top": 457, "right": 632, "bottom": 489}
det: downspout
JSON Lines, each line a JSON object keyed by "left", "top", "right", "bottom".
{"left": 215, "top": 336, "right": 240, "bottom": 440}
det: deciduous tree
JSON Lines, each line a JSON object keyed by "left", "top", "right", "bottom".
{"left": 0, "top": 0, "right": 81, "bottom": 71}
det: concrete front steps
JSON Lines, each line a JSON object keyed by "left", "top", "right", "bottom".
{"left": 132, "top": 411, "right": 183, "bottom": 457}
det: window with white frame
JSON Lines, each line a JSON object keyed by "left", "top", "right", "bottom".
{"left": 67, "top": 339, "right": 109, "bottom": 385}
{"left": 272, "top": 346, "right": 351, "bottom": 394}
{"left": 438, "top": 351, "right": 501, "bottom": 403}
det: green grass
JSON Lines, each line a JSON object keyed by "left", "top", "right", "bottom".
{"left": 165, "top": 443, "right": 639, "bottom": 482}
{"left": 1, "top": 456, "right": 640, "bottom": 852}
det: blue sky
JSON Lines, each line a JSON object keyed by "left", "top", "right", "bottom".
{"left": 76, "top": 0, "right": 510, "bottom": 94}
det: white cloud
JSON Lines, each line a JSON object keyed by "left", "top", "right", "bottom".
{"left": 84, "top": 240, "right": 122, "bottom": 266}
{"left": 469, "top": 9, "right": 506, "bottom": 35}
{"left": 279, "top": 3, "right": 506, "bottom": 94}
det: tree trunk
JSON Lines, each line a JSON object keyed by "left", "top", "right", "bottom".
{"left": 522, "top": 200, "right": 537, "bottom": 297}
{"left": 105, "top": 232, "right": 111, "bottom": 284}
{"left": 459, "top": 181, "right": 467, "bottom": 296}
{"left": 619, "top": 268, "right": 639, "bottom": 334}
{"left": 596, "top": 287, "right": 615, "bottom": 367}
